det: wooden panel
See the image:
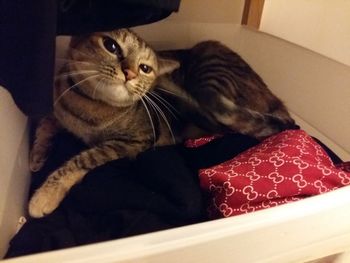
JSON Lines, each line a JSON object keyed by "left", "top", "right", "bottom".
{"left": 241, "top": 0, "right": 265, "bottom": 29}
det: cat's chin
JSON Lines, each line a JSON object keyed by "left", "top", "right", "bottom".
{"left": 98, "top": 83, "right": 135, "bottom": 107}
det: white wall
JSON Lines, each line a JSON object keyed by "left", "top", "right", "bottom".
{"left": 169, "top": 0, "right": 245, "bottom": 24}
{"left": 0, "top": 87, "right": 30, "bottom": 257}
{"left": 260, "top": 0, "right": 350, "bottom": 66}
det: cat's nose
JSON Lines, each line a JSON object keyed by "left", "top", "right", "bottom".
{"left": 123, "top": 69, "right": 137, "bottom": 81}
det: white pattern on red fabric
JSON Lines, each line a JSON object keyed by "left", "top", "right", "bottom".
{"left": 266, "top": 190, "right": 279, "bottom": 199}
{"left": 242, "top": 185, "right": 259, "bottom": 200}
{"left": 338, "top": 172, "right": 350, "bottom": 185}
{"left": 199, "top": 130, "right": 350, "bottom": 218}
{"left": 292, "top": 174, "right": 308, "bottom": 188}
{"left": 268, "top": 172, "right": 284, "bottom": 183}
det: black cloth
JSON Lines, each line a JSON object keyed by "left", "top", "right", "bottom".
{"left": 0, "top": 0, "right": 181, "bottom": 117}
{"left": 5, "top": 132, "right": 259, "bottom": 258}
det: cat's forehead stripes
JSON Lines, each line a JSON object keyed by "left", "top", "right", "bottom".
{"left": 102, "top": 29, "right": 158, "bottom": 68}
{"left": 112, "top": 29, "right": 149, "bottom": 51}
{"left": 114, "top": 29, "right": 139, "bottom": 45}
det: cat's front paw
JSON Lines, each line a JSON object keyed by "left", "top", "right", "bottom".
{"left": 28, "top": 183, "right": 66, "bottom": 218}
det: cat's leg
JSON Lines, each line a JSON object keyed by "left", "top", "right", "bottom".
{"left": 28, "top": 140, "right": 146, "bottom": 218}
{"left": 29, "top": 115, "right": 61, "bottom": 172}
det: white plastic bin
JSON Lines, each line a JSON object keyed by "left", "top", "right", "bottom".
{"left": 1, "top": 1, "right": 350, "bottom": 262}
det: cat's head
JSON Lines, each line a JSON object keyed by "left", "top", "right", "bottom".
{"left": 64, "top": 28, "right": 179, "bottom": 107}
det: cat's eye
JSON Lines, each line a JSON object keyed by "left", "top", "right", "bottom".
{"left": 102, "top": 37, "right": 123, "bottom": 59}
{"left": 139, "top": 64, "right": 153, "bottom": 74}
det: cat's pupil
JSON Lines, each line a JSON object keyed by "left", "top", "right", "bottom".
{"left": 139, "top": 64, "right": 152, "bottom": 74}
{"left": 103, "top": 37, "right": 122, "bottom": 59}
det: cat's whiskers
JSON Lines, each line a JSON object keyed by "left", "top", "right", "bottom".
{"left": 156, "top": 87, "right": 181, "bottom": 97}
{"left": 139, "top": 96, "right": 157, "bottom": 146}
{"left": 92, "top": 77, "right": 106, "bottom": 100}
{"left": 148, "top": 100, "right": 162, "bottom": 129}
{"left": 141, "top": 94, "right": 162, "bottom": 134}
{"left": 148, "top": 91, "right": 179, "bottom": 119}
{"left": 143, "top": 94, "right": 176, "bottom": 144}
{"left": 54, "top": 74, "right": 100, "bottom": 106}
{"left": 55, "top": 70, "right": 100, "bottom": 80}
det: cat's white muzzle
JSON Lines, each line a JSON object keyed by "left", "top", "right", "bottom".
{"left": 99, "top": 83, "right": 135, "bottom": 107}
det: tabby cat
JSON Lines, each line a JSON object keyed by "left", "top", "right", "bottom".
{"left": 29, "top": 29, "right": 295, "bottom": 218}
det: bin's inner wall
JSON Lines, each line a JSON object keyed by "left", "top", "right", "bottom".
{"left": 0, "top": 88, "right": 30, "bottom": 257}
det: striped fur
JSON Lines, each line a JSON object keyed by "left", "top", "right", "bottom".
{"left": 157, "top": 40, "right": 296, "bottom": 138}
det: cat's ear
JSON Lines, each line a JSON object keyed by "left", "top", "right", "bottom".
{"left": 157, "top": 57, "right": 180, "bottom": 75}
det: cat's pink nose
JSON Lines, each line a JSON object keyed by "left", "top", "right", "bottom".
{"left": 123, "top": 69, "right": 137, "bottom": 81}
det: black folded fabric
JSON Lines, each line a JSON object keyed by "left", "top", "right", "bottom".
{"left": 0, "top": 0, "right": 181, "bottom": 117}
